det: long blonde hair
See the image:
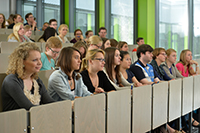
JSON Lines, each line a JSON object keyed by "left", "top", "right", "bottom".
{"left": 87, "top": 35, "right": 102, "bottom": 46}
{"left": 7, "top": 22, "right": 24, "bottom": 42}
{"left": 178, "top": 49, "right": 191, "bottom": 65}
{"left": 7, "top": 42, "right": 41, "bottom": 79}
{"left": 80, "top": 49, "right": 105, "bottom": 72}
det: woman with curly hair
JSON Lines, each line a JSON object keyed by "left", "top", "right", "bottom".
{"left": 0, "top": 13, "right": 6, "bottom": 28}
{"left": 1, "top": 42, "right": 55, "bottom": 111}
{"left": 7, "top": 22, "right": 31, "bottom": 42}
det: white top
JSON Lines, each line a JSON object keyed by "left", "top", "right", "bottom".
{"left": 56, "top": 36, "right": 70, "bottom": 43}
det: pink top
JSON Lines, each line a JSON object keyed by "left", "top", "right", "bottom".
{"left": 176, "top": 63, "right": 193, "bottom": 77}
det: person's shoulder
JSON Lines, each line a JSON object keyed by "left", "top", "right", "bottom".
{"left": 176, "top": 62, "right": 183, "bottom": 67}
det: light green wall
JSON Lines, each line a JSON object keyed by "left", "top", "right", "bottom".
{"left": 138, "top": 0, "right": 155, "bottom": 48}
{"left": 64, "top": 0, "right": 69, "bottom": 26}
{"left": 99, "top": 0, "right": 105, "bottom": 27}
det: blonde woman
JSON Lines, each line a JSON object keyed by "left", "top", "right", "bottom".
{"left": 1, "top": 42, "right": 55, "bottom": 111}
{"left": 87, "top": 35, "right": 103, "bottom": 50}
{"left": 57, "top": 24, "right": 70, "bottom": 43}
{"left": 7, "top": 22, "right": 31, "bottom": 42}
{"left": 0, "top": 13, "right": 6, "bottom": 28}
{"left": 80, "top": 49, "right": 116, "bottom": 93}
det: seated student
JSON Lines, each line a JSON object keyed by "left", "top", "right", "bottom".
{"left": 118, "top": 41, "right": 129, "bottom": 51}
{"left": 176, "top": 49, "right": 200, "bottom": 132}
{"left": 73, "top": 41, "right": 87, "bottom": 59}
{"left": 129, "top": 44, "right": 159, "bottom": 85}
{"left": 87, "top": 35, "right": 103, "bottom": 50}
{"left": 104, "top": 47, "right": 131, "bottom": 90}
{"left": 24, "top": 25, "right": 35, "bottom": 42}
{"left": 119, "top": 51, "right": 142, "bottom": 87}
{"left": 150, "top": 48, "right": 172, "bottom": 81}
{"left": 41, "top": 22, "right": 49, "bottom": 31}
{"left": 161, "top": 48, "right": 183, "bottom": 79}
{"left": 40, "top": 37, "right": 62, "bottom": 71}
{"left": 24, "top": 13, "right": 38, "bottom": 31}
{"left": 7, "top": 22, "right": 32, "bottom": 42}
{"left": 0, "top": 13, "right": 6, "bottom": 28}
{"left": 136, "top": 37, "right": 145, "bottom": 46}
{"left": 8, "top": 14, "right": 22, "bottom": 29}
{"left": 84, "top": 30, "right": 93, "bottom": 43}
{"left": 101, "top": 38, "right": 111, "bottom": 50}
{"left": 110, "top": 39, "right": 118, "bottom": 48}
{"left": 70, "top": 29, "right": 84, "bottom": 43}
{"left": 38, "top": 27, "right": 57, "bottom": 42}
{"left": 176, "top": 49, "right": 200, "bottom": 76}
{"left": 57, "top": 24, "right": 70, "bottom": 43}
{"left": 80, "top": 49, "right": 116, "bottom": 93}
{"left": 1, "top": 42, "right": 55, "bottom": 111}
{"left": 48, "top": 47, "right": 92, "bottom": 101}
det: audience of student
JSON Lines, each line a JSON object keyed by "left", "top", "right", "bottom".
{"left": 57, "top": 24, "right": 70, "bottom": 43}
{"left": 70, "top": 29, "right": 83, "bottom": 44}
{"left": 118, "top": 41, "right": 129, "bottom": 51}
{"left": 48, "top": 47, "right": 92, "bottom": 101}
{"left": 7, "top": 22, "right": 31, "bottom": 42}
{"left": 161, "top": 48, "right": 183, "bottom": 79}
{"left": 80, "top": 49, "right": 116, "bottom": 93}
{"left": 1, "top": 42, "right": 55, "bottom": 111}
{"left": 101, "top": 38, "right": 111, "bottom": 50}
{"left": 150, "top": 48, "right": 172, "bottom": 81}
{"left": 73, "top": 41, "right": 87, "bottom": 59}
{"left": 136, "top": 37, "right": 144, "bottom": 46}
{"left": 84, "top": 30, "right": 93, "bottom": 43}
{"left": 104, "top": 47, "right": 131, "bottom": 90}
{"left": 24, "top": 25, "right": 34, "bottom": 42}
{"left": 41, "top": 22, "right": 49, "bottom": 31}
{"left": 176, "top": 49, "right": 200, "bottom": 76}
{"left": 40, "top": 37, "right": 62, "bottom": 71}
{"left": 120, "top": 51, "right": 142, "bottom": 87}
{"left": 98, "top": 27, "right": 107, "bottom": 38}
{"left": 24, "top": 13, "right": 37, "bottom": 31}
{"left": 87, "top": 35, "right": 103, "bottom": 50}
{"left": 8, "top": 14, "right": 22, "bottom": 29}
{"left": 110, "top": 39, "right": 118, "bottom": 48}
{"left": 0, "top": 13, "right": 6, "bottom": 28}
{"left": 129, "top": 44, "right": 159, "bottom": 85}
{"left": 38, "top": 27, "right": 57, "bottom": 42}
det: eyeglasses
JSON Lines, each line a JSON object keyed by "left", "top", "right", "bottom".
{"left": 49, "top": 47, "right": 59, "bottom": 54}
{"left": 93, "top": 58, "right": 105, "bottom": 62}
{"left": 93, "top": 44, "right": 102, "bottom": 49}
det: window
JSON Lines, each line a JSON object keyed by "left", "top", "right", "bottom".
{"left": 111, "top": 0, "right": 133, "bottom": 44}
{"left": 159, "top": 0, "right": 188, "bottom": 60}
{"left": 75, "top": 0, "right": 95, "bottom": 37}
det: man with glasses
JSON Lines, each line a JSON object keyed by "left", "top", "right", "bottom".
{"left": 40, "top": 37, "right": 62, "bottom": 71}
{"left": 24, "top": 13, "right": 37, "bottom": 31}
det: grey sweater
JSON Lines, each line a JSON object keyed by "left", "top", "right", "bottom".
{"left": 161, "top": 62, "right": 183, "bottom": 79}
{"left": 1, "top": 74, "right": 55, "bottom": 111}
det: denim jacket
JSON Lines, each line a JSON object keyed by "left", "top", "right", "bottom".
{"left": 48, "top": 68, "right": 92, "bottom": 101}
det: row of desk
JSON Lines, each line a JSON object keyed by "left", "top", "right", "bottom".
{"left": 0, "top": 74, "right": 200, "bottom": 133}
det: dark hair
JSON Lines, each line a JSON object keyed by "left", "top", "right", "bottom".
{"left": 110, "top": 39, "right": 118, "bottom": 47}
{"left": 99, "top": 27, "right": 107, "bottom": 32}
{"left": 120, "top": 51, "right": 129, "bottom": 61}
{"left": 85, "top": 30, "right": 93, "bottom": 36}
{"left": 105, "top": 47, "right": 123, "bottom": 87}
{"left": 136, "top": 37, "right": 144, "bottom": 43}
{"left": 57, "top": 47, "right": 81, "bottom": 80}
{"left": 49, "top": 19, "right": 57, "bottom": 25}
{"left": 38, "top": 27, "right": 56, "bottom": 42}
{"left": 74, "top": 29, "right": 83, "bottom": 36}
{"left": 137, "top": 44, "right": 153, "bottom": 58}
{"left": 118, "top": 41, "right": 127, "bottom": 50}
{"left": 13, "top": 14, "right": 21, "bottom": 21}
{"left": 101, "top": 38, "right": 109, "bottom": 50}
{"left": 25, "top": 13, "right": 33, "bottom": 21}
{"left": 0, "top": 13, "right": 6, "bottom": 28}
